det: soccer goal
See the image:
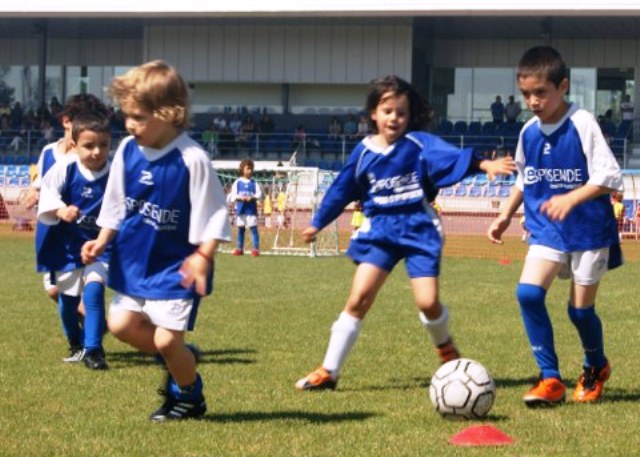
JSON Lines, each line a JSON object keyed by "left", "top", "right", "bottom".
{"left": 215, "top": 160, "right": 345, "bottom": 256}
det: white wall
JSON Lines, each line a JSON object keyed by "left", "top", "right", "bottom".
{"left": 143, "top": 23, "right": 412, "bottom": 84}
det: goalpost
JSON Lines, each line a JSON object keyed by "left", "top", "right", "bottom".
{"left": 215, "top": 160, "right": 343, "bottom": 256}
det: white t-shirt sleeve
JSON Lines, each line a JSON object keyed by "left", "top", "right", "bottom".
{"left": 96, "top": 139, "right": 128, "bottom": 231}
{"left": 37, "top": 161, "right": 69, "bottom": 225}
{"left": 185, "top": 151, "right": 232, "bottom": 244}
{"left": 574, "top": 110, "right": 623, "bottom": 191}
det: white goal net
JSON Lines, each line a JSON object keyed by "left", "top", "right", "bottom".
{"left": 215, "top": 160, "right": 344, "bottom": 256}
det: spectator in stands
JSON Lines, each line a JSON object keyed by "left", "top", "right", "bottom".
{"left": 293, "top": 124, "right": 307, "bottom": 151}
{"left": 38, "top": 119, "right": 55, "bottom": 150}
{"left": 356, "top": 115, "right": 370, "bottom": 137}
{"left": 620, "top": 94, "right": 633, "bottom": 122}
{"left": 212, "top": 113, "right": 227, "bottom": 132}
{"left": 258, "top": 113, "right": 275, "bottom": 135}
{"left": 201, "top": 121, "right": 219, "bottom": 158}
{"left": 491, "top": 95, "right": 505, "bottom": 125}
{"left": 10, "top": 102, "right": 23, "bottom": 129}
{"left": 343, "top": 114, "right": 358, "bottom": 140}
{"left": 37, "top": 102, "right": 52, "bottom": 125}
{"left": 228, "top": 114, "right": 242, "bottom": 137}
{"left": 505, "top": 95, "right": 522, "bottom": 124}
{"left": 328, "top": 116, "right": 342, "bottom": 140}
{"left": 50, "top": 96, "right": 63, "bottom": 119}
{"left": 237, "top": 115, "right": 256, "bottom": 150}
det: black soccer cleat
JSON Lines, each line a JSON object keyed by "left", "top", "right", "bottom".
{"left": 83, "top": 348, "right": 109, "bottom": 370}
{"left": 149, "top": 394, "right": 207, "bottom": 422}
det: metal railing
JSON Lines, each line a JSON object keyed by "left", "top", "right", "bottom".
{"left": 0, "top": 129, "right": 629, "bottom": 169}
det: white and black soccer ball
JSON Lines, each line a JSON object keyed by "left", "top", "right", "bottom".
{"left": 429, "top": 358, "right": 496, "bottom": 420}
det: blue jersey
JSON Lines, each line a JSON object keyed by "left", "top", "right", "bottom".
{"left": 98, "top": 134, "right": 231, "bottom": 300}
{"left": 230, "top": 178, "right": 261, "bottom": 216}
{"left": 515, "top": 104, "right": 622, "bottom": 252}
{"left": 312, "top": 131, "right": 478, "bottom": 230}
{"left": 36, "top": 160, "right": 109, "bottom": 273}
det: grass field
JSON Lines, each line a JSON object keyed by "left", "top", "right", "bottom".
{"left": 1, "top": 228, "right": 639, "bottom": 456}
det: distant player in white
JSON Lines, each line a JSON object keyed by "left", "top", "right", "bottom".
{"left": 38, "top": 111, "right": 112, "bottom": 369}
{"left": 488, "top": 46, "right": 623, "bottom": 406}
{"left": 295, "top": 75, "right": 515, "bottom": 391}
{"left": 229, "top": 158, "right": 262, "bottom": 256}
{"left": 82, "top": 61, "right": 231, "bottom": 422}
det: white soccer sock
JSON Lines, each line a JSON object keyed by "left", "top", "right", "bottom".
{"left": 322, "top": 311, "right": 363, "bottom": 378}
{"left": 419, "top": 306, "right": 451, "bottom": 347}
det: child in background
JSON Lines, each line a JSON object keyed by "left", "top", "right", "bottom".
{"left": 229, "top": 159, "right": 262, "bottom": 256}
{"left": 81, "top": 61, "right": 231, "bottom": 421}
{"left": 488, "top": 46, "right": 623, "bottom": 406}
{"left": 295, "top": 75, "right": 515, "bottom": 391}
{"left": 29, "top": 94, "right": 110, "bottom": 306}
{"left": 350, "top": 201, "right": 365, "bottom": 233}
{"left": 37, "top": 111, "right": 112, "bottom": 369}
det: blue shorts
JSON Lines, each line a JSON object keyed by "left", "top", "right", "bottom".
{"left": 346, "top": 211, "right": 443, "bottom": 278}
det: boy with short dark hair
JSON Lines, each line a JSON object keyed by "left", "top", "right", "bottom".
{"left": 488, "top": 46, "right": 623, "bottom": 406}
{"left": 37, "top": 110, "right": 112, "bottom": 369}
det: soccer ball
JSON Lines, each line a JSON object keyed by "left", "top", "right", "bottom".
{"left": 429, "top": 358, "right": 496, "bottom": 420}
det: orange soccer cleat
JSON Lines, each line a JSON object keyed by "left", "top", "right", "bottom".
{"left": 573, "top": 362, "right": 611, "bottom": 403}
{"left": 295, "top": 367, "right": 338, "bottom": 391}
{"left": 435, "top": 339, "right": 461, "bottom": 364}
{"left": 523, "top": 377, "right": 566, "bottom": 407}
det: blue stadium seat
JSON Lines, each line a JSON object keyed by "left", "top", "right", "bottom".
{"left": 437, "top": 120, "right": 453, "bottom": 135}
{"left": 453, "top": 121, "right": 468, "bottom": 135}
{"left": 468, "top": 185, "right": 483, "bottom": 197}
{"left": 303, "top": 158, "right": 318, "bottom": 167}
{"left": 440, "top": 187, "right": 454, "bottom": 197}
{"left": 484, "top": 186, "right": 498, "bottom": 198}
{"left": 330, "top": 160, "right": 344, "bottom": 171}
{"left": 474, "top": 173, "right": 488, "bottom": 186}
{"left": 498, "top": 185, "right": 512, "bottom": 198}
{"left": 468, "top": 121, "right": 482, "bottom": 135}
{"left": 462, "top": 175, "right": 474, "bottom": 186}
{"left": 454, "top": 185, "right": 467, "bottom": 197}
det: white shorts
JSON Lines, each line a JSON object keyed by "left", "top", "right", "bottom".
{"left": 526, "top": 245, "right": 610, "bottom": 286}
{"left": 43, "top": 272, "right": 57, "bottom": 292}
{"left": 52, "top": 262, "right": 109, "bottom": 296}
{"left": 236, "top": 214, "right": 258, "bottom": 227}
{"left": 109, "top": 293, "right": 196, "bottom": 332}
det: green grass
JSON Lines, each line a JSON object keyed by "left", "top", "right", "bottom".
{"left": 1, "top": 231, "right": 639, "bottom": 456}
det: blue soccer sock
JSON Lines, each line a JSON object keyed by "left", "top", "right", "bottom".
{"left": 516, "top": 283, "right": 561, "bottom": 380}
{"left": 567, "top": 304, "right": 606, "bottom": 370}
{"left": 237, "top": 227, "right": 245, "bottom": 250}
{"left": 83, "top": 281, "right": 106, "bottom": 352}
{"left": 58, "top": 293, "right": 82, "bottom": 347}
{"left": 250, "top": 226, "right": 260, "bottom": 250}
{"left": 170, "top": 373, "right": 203, "bottom": 401}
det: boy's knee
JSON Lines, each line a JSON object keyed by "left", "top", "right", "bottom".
{"left": 516, "top": 283, "right": 546, "bottom": 308}
{"left": 154, "top": 330, "right": 183, "bottom": 354}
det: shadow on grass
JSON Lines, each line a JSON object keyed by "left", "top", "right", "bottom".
{"left": 106, "top": 348, "right": 257, "bottom": 368}
{"left": 339, "top": 377, "right": 430, "bottom": 392}
{"left": 201, "top": 410, "right": 378, "bottom": 424}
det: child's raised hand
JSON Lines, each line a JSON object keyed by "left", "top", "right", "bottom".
{"left": 56, "top": 205, "right": 80, "bottom": 223}
{"left": 301, "top": 226, "right": 319, "bottom": 243}
{"left": 487, "top": 215, "right": 511, "bottom": 245}
{"left": 179, "top": 252, "right": 212, "bottom": 296}
{"left": 484, "top": 156, "right": 516, "bottom": 181}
